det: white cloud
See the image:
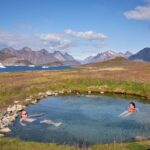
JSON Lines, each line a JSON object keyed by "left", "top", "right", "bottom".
{"left": 0, "top": 30, "right": 44, "bottom": 50}
{"left": 124, "top": 1, "right": 150, "bottom": 21}
{"left": 40, "top": 33, "right": 74, "bottom": 51}
{"left": 64, "top": 29, "right": 108, "bottom": 40}
{"left": 40, "top": 34, "right": 60, "bottom": 42}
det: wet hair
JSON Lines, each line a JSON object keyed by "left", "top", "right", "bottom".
{"left": 129, "top": 102, "right": 136, "bottom": 108}
{"left": 20, "top": 109, "right": 27, "bottom": 116}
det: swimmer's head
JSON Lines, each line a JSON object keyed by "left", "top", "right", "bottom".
{"left": 129, "top": 102, "right": 136, "bottom": 109}
{"left": 21, "top": 110, "right": 27, "bottom": 117}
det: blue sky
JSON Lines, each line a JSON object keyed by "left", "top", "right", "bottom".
{"left": 0, "top": 0, "right": 150, "bottom": 59}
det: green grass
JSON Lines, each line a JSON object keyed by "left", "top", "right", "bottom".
{"left": 126, "top": 143, "right": 147, "bottom": 150}
{"left": 0, "top": 138, "right": 149, "bottom": 150}
{"left": 0, "top": 58, "right": 150, "bottom": 107}
{"left": 0, "top": 138, "right": 73, "bottom": 150}
{"left": 0, "top": 69, "right": 150, "bottom": 108}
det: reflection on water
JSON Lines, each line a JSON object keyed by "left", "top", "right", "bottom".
{"left": 6, "top": 95, "right": 150, "bottom": 145}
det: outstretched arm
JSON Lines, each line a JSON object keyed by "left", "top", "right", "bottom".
{"left": 28, "top": 113, "right": 45, "bottom": 118}
{"left": 119, "top": 110, "right": 129, "bottom": 117}
{"left": 19, "top": 118, "right": 26, "bottom": 126}
{"left": 40, "top": 119, "right": 62, "bottom": 127}
{"left": 121, "top": 112, "right": 133, "bottom": 118}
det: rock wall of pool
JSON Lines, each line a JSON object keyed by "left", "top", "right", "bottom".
{"left": 5, "top": 95, "right": 150, "bottom": 146}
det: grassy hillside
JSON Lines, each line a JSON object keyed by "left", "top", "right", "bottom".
{"left": 0, "top": 58, "right": 149, "bottom": 108}
{"left": 0, "top": 58, "right": 150, "bottom": 150}
{"left": 83, "top": 57, "right": 131, "bottom": 67}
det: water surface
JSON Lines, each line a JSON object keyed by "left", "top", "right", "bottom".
{"left": 6, "top": 95, "right": 150, "bottom": 145}
{"left": 0, "top": 66, "right": 71, "bottom": 73}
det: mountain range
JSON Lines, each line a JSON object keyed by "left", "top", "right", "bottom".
{"left": 0, "top": 47, "right": 80, "bottom": 66}
{"left": 129, "top": 47, "right": 150, "bottom": 62}
{"left": 83, "top": 47, "right": 150, "bottom": 64}
{"left": 0, "top": 47, "right": 149, "bottom": 66}
{"left": 83, "top": 50, "right": 133, "bottom": 64}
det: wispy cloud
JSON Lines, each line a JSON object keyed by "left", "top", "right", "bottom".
{"left": 40, "top": 33, "right": 74, "bottom": 51}
{"left": 44, "top": 19, "right": 55, "bottom": 25}
{"left": 124, "top": 0, "right": 150, "bottom": 21}
{"left": 0, "top": 30, "right": 76, "bottom": 51}
{"left": 0, "top": 28, "right": 109, "bottom": 55}
{"left": 16, "top": 23, "right": 33, "bottom": 30}
{"left": 64, "top": 29, "right": 108, "bottom": 41}
{"left": 40, "top": 33, "right": 60, "bottom": 41}
{"left": 0, "top": 30, "right": 26, "bottom": 48}
{"left": 0, "top": 30, "right": 43, "bottom": 50}
{"left": 39, "top": 29, "right": 108, "bottom": 51}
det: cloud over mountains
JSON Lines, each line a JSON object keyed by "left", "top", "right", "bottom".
{"left": 64, "top": 29, "right": 108, "bottom": 41}
{"left": 0, "top": 29, "right": 109, "bottom": 55}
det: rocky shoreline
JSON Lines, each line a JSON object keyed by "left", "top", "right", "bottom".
{"left": 0, "top": 90, "right": 63, "bottom": 137}
{"left": 0, "top": 103, "right": 24, "bottom": 136}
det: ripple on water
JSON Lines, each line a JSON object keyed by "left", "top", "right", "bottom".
{"left": 6, "top": 95, "right": 150, "bottom": 145}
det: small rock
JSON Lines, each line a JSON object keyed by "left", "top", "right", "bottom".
{"left": 67, "top": 89, "right": 72, "bottom": 93}
{"left": 2, "top": 111, "right": 7, "bottom": 116}
{"left": 0, "top": 133, "right": 4, "bottom": 137}
{"left": 40, "top": 95, "right": 44, "bottom": 98}
{"left": 1, "top": 116, "right": 10, "bottom": 127}
{"left": 7, "top": 104, "right": 23, "bottom": 113}
{"left": 10, "top": 105, "right": 16, "bottom": 112}
{"left": 31, "top": 100, "right": 37, "bottom": 104}
{"left": 46, "top": 91, "right": 54, "bottom": 96}
{"left": 7, "top": 107, "right": 12, "bottom": 112}
{"left": 7, "top": 115, "right": 17, "bottom": 122}
{"left": 135, "top": 136, "right": 147, "bottom": 142}
{"left": 100, "top": 91, "right": 104, "bottom": 94}
{"left": 0, "top": 127, "right": 11, "bottom": 133}
{"left": 76, "top": 92, "right": 80, "bottom": 96}
{"left": 54, "top": 93, "right": 58, "bottom": 96}
{"left": 25, "top": 98, "right": 32, "bottom": 102}
{"left": 14, "top": 100, "right": 19, "bottom": 104}
{"left": 58, "top": 90, "right": 64, "bottom": 94}
{"left": 16, "top": 104, "right": 24, "bottom": 111}
{"left": 88, "top": 90, "right": 91, "bottom": 94}
{"left": 38, "top": 92, "right": 45, "bottom": 96}
{"left": 29, "top": 95, "right": 33, "bottom": 98}
{"left": 44, "top": 94, "right": 48, "bottom": 98}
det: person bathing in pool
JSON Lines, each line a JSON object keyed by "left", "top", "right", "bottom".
{"left": 20, "top": 110, "right": 62, "bottom": 127}
{"left": 119, "top": 102, "right": 138, "bottom": 118}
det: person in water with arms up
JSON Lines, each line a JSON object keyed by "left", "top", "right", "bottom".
{"left": 20, "top": 110, "right": 62, "bottom": 127}
{"left": 119, "top": 102, "right": 137, "bottom": 118}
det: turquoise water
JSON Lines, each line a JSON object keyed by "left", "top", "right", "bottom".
{"left": 6, "top": 95, "right": 150, "bottom": 145}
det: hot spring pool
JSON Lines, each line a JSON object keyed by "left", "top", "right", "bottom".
{"left": 6, "top": 95, "right": 150, "bottom": 145}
